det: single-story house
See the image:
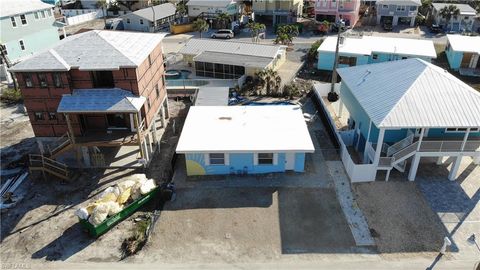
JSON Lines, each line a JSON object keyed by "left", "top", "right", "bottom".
{"left": 122, "top": 3, "right": 176, "bottom": 32}
{"left": 176, "top": 105, "right": 315, "bottom": 176}
{"left": 445, "top": 34, "right": 480, "bottom": 77}
{"left": 432, "top": 3, "right": 477, "bottom": 33}
{"left": 330, "top": 58, "right": 480, "bottom": 182}
{"left": 179, "top": 39, "right": 287, "bottom": 79}
{"left": 317, "top": 36, "right": 437, "bottom": 70}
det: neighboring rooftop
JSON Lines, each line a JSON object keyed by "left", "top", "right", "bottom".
{"left": 193, "top": 51, "right": 274, "bottom": 68}
{"left": 186, "top": 0, "right": 236, "bottom": 7}
{"left": 10, "top": 30, "right": 166, "bottom": 72}
{"left": 446, "top": 35, "right": 480, "bottom": 54}
{"left": 318, "top": 36, "right": 437, "bottom": 59}
{"left": 176, "top": 106, "right": 315, "bottom": 153}
{"left": 124, "top": 3, "right": 176, "bottom": 21}
{"left": 376, "top": 0, "right": 421, "bottom": 6}
{"left": 337, "top": 58, "right": 480, "bottom": 128}
{"left": 0, "top": 0, "right": 53, "bottom": 18}
{"left": 179, "top": 39, "right": 285, "bottom": 59}
{"left": 57, "top": 88, "right": 146, "bottom": 113}
{"left": 432, "top": 3, "right": 477, "bottom": 15}
{"left": 194, "top": 87, "right": 230, "bottom": 106}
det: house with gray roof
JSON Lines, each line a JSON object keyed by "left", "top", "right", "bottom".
{"left": 376, "top": 0, "right": 421, "bottom": 27}
{"left": 122, "top": 3, "right": 176, "bottom": 32}
{"left": 432, "top": 3, "right": 477, "bottom": 32}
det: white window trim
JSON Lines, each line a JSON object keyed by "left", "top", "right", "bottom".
{"left": 204, "top": 153, "right": 229, "bottom": 166}
{"left": 254, "top": 153, "right": 278, "bottom": 166}
{"left": 19, "top": 39, "right": 26, "bottom": 51}
{"left": 445, "top": 128, "right": 479, "bottom": 133}
{"left": 11, "top": 16, "right": 17, "bottom": 27}
{"left": 20, "top": 14, "right": 28, "bottom": 26}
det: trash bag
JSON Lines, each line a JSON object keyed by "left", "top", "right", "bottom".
{"left": 130, "top": 177, "right": 147, "bottom": 200}
{"left": 104, "top": 201, "right": 123, "bottom": 216}
{"left": 97, "top": 192, "right": 117, "bottom": 203}
{"left": 140, "top": 179, "right": 156, "bottom": 195}
{"left": 100, "top": 186, "right": 120, "bottom": 198}
{"left": 88, "top": 203, "right": 110, "bottom": 226}
{"left": 117, "top": 187, "right": 132, "bottom": 204}
{"left": 75, "top": 208, "right": 89, "bottom": 220}
{"left": 116, "top": 180, "right": 136, "bottom": 194}
{"left": 86, "top": 203, "right": 99, "bottom": 214}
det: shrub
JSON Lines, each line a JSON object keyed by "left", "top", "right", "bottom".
{"left": 0, "top": 88, "right": 23, "bottom": 104}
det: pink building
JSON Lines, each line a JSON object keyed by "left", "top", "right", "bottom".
{"left": 314, "top": 0, "right": 361, "bottom": 27}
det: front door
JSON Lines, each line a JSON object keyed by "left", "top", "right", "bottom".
{"left": 285, "top": 153, "right": 295, "bottom": 170}
{"left": 106, "top": 113, "right": 128, "bottom": 129}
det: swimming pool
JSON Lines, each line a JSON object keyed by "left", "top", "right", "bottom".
{"left": 165, "top": 69, "right": 192, "bottom": 80}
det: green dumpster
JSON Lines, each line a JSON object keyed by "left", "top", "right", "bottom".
{"left": 79, "top": 187, "right": 160, "bottom": 238}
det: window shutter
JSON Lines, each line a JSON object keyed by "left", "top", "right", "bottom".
{"left": 253, "top": 153, "right": 258, "bottom": 166}
{"left": 224, "top": 153, "right": 230, "bottom": 166}
{"left": 204, "top": 153, "right": 210, "bottom": 166}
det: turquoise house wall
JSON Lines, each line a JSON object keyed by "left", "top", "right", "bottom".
{"left": 185, "top": 152, "right": 307, "bottom": 176}
{"left": 427, "top": 128, "right": 480, "bottom": 138}
{"left": 445, "top": 46, "right": 463, "bottom": 70}
{"left": 318, "top": 51, "right": 432, "bottom": 71}
{"left": 0, "top": 7, "right": 59, "bottom": 62}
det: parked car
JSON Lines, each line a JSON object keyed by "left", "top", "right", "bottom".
{"left": 211, "top": 29, "right": 234, "bottom": 39}
{"left": 383, "top": 20, "right": 393, "bottom": 31}
{"left": 430, "top": 24, "right": 443, "bottom": 33}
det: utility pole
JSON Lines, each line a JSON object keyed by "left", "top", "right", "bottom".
{"left": 328, "top": 20, "right": 345, "bottom": 102}
{"left": 151, "top": 5, "right": 156, "bottom": 32}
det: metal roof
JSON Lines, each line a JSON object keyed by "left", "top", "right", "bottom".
{"left": 194, "top": 87, "right": 229, "bottom": 106}
{"left": 432, "top": 3, "right": 477, "bottom": 15}
{"left": 123, "top": 3, "right": 176, "bottom": 22}
{"left": 186, "top": 0, "right": 236, "bottom": 7}
{"left": 176, "top": 106, "right": 315, "bottom": 153}
{"left": 446, "top": 35, "right": 480, "bottom": 54}
{"left": 179, "top": 39, "right": 285, "bottom": 59}
{"left": 337, "top": 58, "right": 480, "bottom": 129}
{"left": 193, "top": 51, "right": 273, "bottom": 68}
{"left": 9, "top": 30, "right": 166, "bottom": 72}
{"left": 318, "top": 36, "right": 437, "bottom": 59}
{"left": 57, "top": 88, "right": 146, "bottom": 113}
{"left": 376, "top": 0, "right": 421, "bottom": 6}
{"left": 0, "top": 0, "right": 53, "bottom": 17}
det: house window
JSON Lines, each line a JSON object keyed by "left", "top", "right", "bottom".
{"left": 372, "top": 54, "right": 378, "bottom": 60}
{"left": 24, "top": 74, "right": 33, "bottom": 87}
{"left": 464, "top": 16, "right": 469, "bottom": 20}
{"left": 147, "top": 97, "right": 151, "bottom": 109}
{"left": 41, "top": 10, "right": 46, "bottom": 18}
{"left": 155, "top": 85, "right": 160, "bottom": 99}
{"left": 140, "top": 19, "right": 144, "bottom": 24}
{"left": 148, "top": 55, "right": 152, "bottom": 66}
{"left": 410, "top": 6, "right": 417, "bottom": 11}
{"left": 126, "top": 18, "right": 130, "bottom": 23}
{"left": 10, "top": 17, "right": 17, "bottom": 27}
{"left": 91, "top": 71, "right": 114, "bottom": 88}
{"left": 209, "top": 153, "right": 225, "bottom": 165}
{"left": 37, "top": 73, "right": 48, "bottom": 87}
{"left": 161, "top": 75, "right": 165, "bottom": 87}
{"left": 47, "top": 9, "right": 52, "bottom": 17}
{"left": 257, "top": 153, "right": 274, "bottom": 165}
{"left": 445, "top": 128, "right": 479, "bottom": 133}
{"left": 34, "top": 112, "right": 44, "bottom": 121}
{"left": 20, "top": 14, "right": 27, "bottom": 25}
{"left": 382, "top": 5, "right": 388, "bottom": 9}
{"left": 52, "top": 73, "right": 62, "bottom": 87}
{"left": 48, "top": 112, "right": 57, "bottom": 120}
{"left": 338, "top": 56, "right": 356, "bottom": 66}
{"left": 402, "top": 56, "right": 407, "bottom": 60}
{"left": 34, "top": 12, "right": 39, "bottom": 19}
{"left": 396, "top": 5, "right": 405, "bottom": 11}
{"left": 19, "top": 40, "right": 25, "bottom": 50}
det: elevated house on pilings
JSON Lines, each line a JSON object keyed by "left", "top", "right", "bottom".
{"left": 329, "top": 58, "right": 480, "bottom": 182}
{"left": 9, "top": 30, "right": 169, "bottom": 170}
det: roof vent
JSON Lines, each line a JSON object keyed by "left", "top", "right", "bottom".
{"left": 357, "top": 70, "right": 371, "bottom": 86}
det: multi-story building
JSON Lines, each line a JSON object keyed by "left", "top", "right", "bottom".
{"left": 376, "top": 0, "right": 421, "bottom": 27}
{"left": 432, "top": 3, "right": 477, "bottom": 33}
{"left": 252, "top": 0, "right": 303, "bottom": 25}
{"left": 0, "top": 0, "right": 59, "bottom": 82}
{"left": 186, "top": 0, "right": 242, "bottom": 28}
{"left": 314, "top": 0, "right": 361, "bottom": 27}
{"left": 9, "top": 30, "right": 169, "bottom": 168}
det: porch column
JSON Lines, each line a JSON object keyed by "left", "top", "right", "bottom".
{"left": 373, "top": 128, "right": 385, "bottom": 166}
{"left": 338, "top": 100, "right": 344, "bottom": 118}
{"left": 417, "top": 128, "right": 425, "bottom": 151}
{"left": 408, "top": 154, "right": 421, "bottom": 181}
{"left": 436, "top": 156, "right": 444, "bottom": 165}
{"left": 160, "top": 105, "right": 166, "bottom": 128}
{"left": 134, "top": 113, "right": 145, "bottom": 159}
{"left": 151, "top": 120, "right": 158, "bottom": 145}
{"left": 448, "top": 156, "right": 463, "bottom": 181}
{"left": 81, "top": 146, "right": 91, "bottom": 167}
{"left": 363, "top": 120, "right": 373, "bottom": 163}
{"left": 164, "top": 98, "right": 170, "bottom": 119}
{"left": 64, "top": 113, "right": 76, "bottom": 144}
{"left": 460, "top": 128, "right": 470, "bottom": 151}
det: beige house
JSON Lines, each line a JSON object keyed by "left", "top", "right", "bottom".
{"left": 179, "top": 39, "right": 287, "bottom": 78}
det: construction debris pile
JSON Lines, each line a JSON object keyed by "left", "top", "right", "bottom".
{"left": 1, "top": 171, "right": 28, "bottom": 211}
{"left": 75, "top": 174, "right": 156, "bottom": 226}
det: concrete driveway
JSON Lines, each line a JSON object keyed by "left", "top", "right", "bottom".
{"left": 133, "top": 186, "right": 356, "bottom": 263}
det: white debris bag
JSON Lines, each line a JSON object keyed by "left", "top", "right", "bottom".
{"left": 140, "top": 179, "right": 156, "bottom": 195}
{"left": 75, "top": 208, "right": 89, "bottom": 220}
{"left": 104, "top": 201, "right": 123, "bottom": 216}
{"left": 88, "top": 203, "right": 110, "bottom": 226}
{"left": 130, "top": 178, "right": 147, "bottom": 200}
{"left": 116, "top": 180, "right": 136, "bottom": 194}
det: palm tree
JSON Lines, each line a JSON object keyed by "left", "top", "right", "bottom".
{"left": 274, "top": 24, "right": 299, "bottom": 46}
{"left": 193, "top": 18, "right": 209, "bottom": 38}
{"left": 439, "top": 5, "right": 460, "bottom": 31}
{"left": 246, "top": 22, "right": 266, "bottom": 43}
{"left": 255, "top": 69, "right": 282, "bottom": 96}
{"left": 95, "top": 0, "right": 107, "bottom": 27}
{"left": 175, "top": 0, "right": 187, "bottom": 23}
{"left": 216, "top": 12, "right": 231, "bottom": 29}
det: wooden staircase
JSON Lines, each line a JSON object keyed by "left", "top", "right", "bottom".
{"left": 46, "top": 132, "right": 73, "bottom": 159}
{"left": 29, "top": 154, "right": 70, "bottom": 180}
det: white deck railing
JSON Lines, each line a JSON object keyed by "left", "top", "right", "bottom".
{"left": 386, "top": 132, "right": 414, "bottom": 156}
{"left": 339, "top": 140, "right": 377, "bottom": 182}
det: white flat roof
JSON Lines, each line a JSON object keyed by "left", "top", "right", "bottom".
{"left": 179, "top": 39, "right": 285, "bottom": 59}
{"left": 447, "top": 35, "right": 480, "bottom": 54}
{"left": 318, "top": 36, "right": 437, "bottom": 59}
{"left": 194, "top": 87, "right": 229, "bottom": 106}
{"left": 376, "top": 0, "right": 421, "bottom": 6}
{"left": 176, "top": 106, "right": 315, "bottom": 153}
{"left": 432, "top": 3, "right": 477, "bottom": 15}
{"left": 187, "top": 0, "right": 235, "bottom": 7}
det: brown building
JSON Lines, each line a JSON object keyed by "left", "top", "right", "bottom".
{"left": 10, "top": 30, "right": 169, "bottom": 168}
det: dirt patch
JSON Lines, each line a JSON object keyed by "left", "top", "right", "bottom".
{"left": 353, "top": 182, "right": 445, "bottom": 253}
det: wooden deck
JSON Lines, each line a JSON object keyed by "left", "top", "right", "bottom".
{"left": 75, "top": 130, "right": 141, "bottom": 147}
